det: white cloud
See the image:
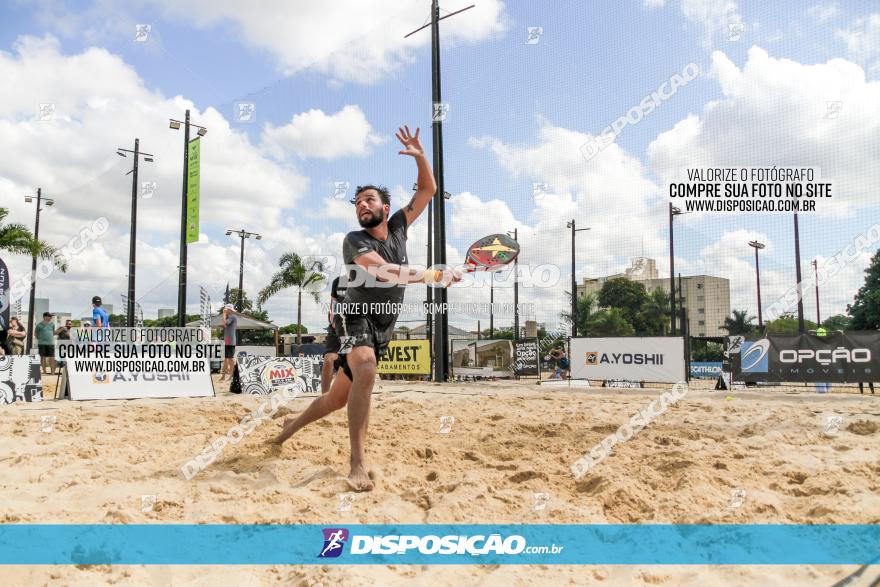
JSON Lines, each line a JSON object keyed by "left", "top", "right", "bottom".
{"left": 807, "top": 3, "right": 840, "bottom": 25}
{"left": 261, "top": 105, "right": 386, "bottom": 161}
{"left": 0, "top": 35, "right": 361, "bottom": 328}
{"left": 836, "top": 13, "right": 880, "bottom": 75}
{"left": 145, "top": 0, "right": 509, "bottom": 84}
{"left": 644, "top": 0, "right": 666, "bottom": 8}
{"left": 649, "top": 46, "right": 880, "bottom": 218}
{"left": 680, "top": 0, "right": 742, "bottom": 47}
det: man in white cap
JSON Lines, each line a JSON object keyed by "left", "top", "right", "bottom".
{"left": 220, "top": 303, "right": 238, "bottom": 381}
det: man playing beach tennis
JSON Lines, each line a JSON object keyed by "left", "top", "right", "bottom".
{"left": 272, "top": 125, "right": 459, "bottom": 491}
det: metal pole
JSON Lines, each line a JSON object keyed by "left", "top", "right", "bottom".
{"left": 512, "top": 228, "right": 519, "bottom": 340}
{"left": 669, "top": 203, "right": 676, "bottom": 336}
{"left": 489, "top": 273, "right": 494, "bottom": 338}
{"left": 793, "top": 213, "right": 805, "bottom": 333}
{"left": 127, "top": 139, "right": 139, "bottom": 328}
{"left": 25, "top": 188, "right": 41, "bottom": 354}
{"left": 570, "top": 220, "right": 577, "bottom": 338}
{"left": 430, "top": 0, "right": 449, "bottom": 382}
{"left": 426, "top": 202, "right": 433, "bottom": 376}
{"left": 237, "top": 231, "right": 245, "bottom": 312}
{"left": 812, "top": 260, "right": 820, "bottom": 325}
{"left": 754, "top": 246, "right": 763, "bottom": 329}
{"left": 177, "top": 109, "right": 190, "bottom": 326}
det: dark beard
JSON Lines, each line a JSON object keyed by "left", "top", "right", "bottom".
{"left": 358, "top": 210, "right": 384, "bottom": 228}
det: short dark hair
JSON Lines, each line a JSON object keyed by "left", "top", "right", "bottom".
{"left": 353, "top": 184, "right": 391, "bottom": 206}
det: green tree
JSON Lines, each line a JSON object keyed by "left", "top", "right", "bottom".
{"left": 847, "top": 249, "right": 880, "bottom": 330}
{"left": 227, "top": 288, "right": 253, "bottom": 313}
{"left": 257, "top": 253, "right": 325, "bottom": 345}
{"left": 0, "top": 207, "right": 68, "bottom": 271}
{"left": 598, "top": 278, "right": 649, "bottom": 327}
{"left": 765, "top": 314, "right": 817, "bottom": 335}
{"left": 560, "top": 291, "right": 598, "bottom": 335}
{"left": 637, "top": 288, "right": 671, "bottom": 335}
{"left": 721, "top": 309, "right": 758, "bottom": 336}
{"left": 691, "top": 340, "right": 723, "bottom": 361}
{"left": 279, "top": 324, "right": 308, "bottom": 335}
{"left": 143, "top": 314, "right": 201, "bottom": 328}
{"left": 583, "top": 308, "right": 635, "bottom": 336}
{"left": 821, "top": 314, "right": 851, "bottom": 331}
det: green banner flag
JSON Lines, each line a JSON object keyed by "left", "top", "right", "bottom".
{"left": 186, "top": 138, "right": 201, "bottom": 244}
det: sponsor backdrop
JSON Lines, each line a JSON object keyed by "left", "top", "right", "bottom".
{"left": 235, "top": 355, "right": 322, "bottom": 395}
{"left": 571, "top": 337, "right": 686, "bottom": 383}
{"left": 690, "top": 361, "right": 723, "bottom": 379}
{"left": 377, "top": 340, "right": 431, "bottom": 375}
{"left": 734, "top": 331, "right": 880, "bottom": 383}
{"left": 513, "top": 339, "right": 539, "bottom": 376}
{"left": 65, "top": 328, "right": 215, "bottom": 400}
{"left": 0, "top": 356, "right": 42, "bottom": 404}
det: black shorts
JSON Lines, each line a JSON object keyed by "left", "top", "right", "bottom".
{"left": 38, "top": 344, "right": 55, "bottom": 358}
{"left": 224, "top": 345, "right": 236, "bottom": 359}
{"left": 324, "top": 319, "right": 342, "bottom": 355}
{"left": 333, "top": 313, "right": 396, "bottom": 380}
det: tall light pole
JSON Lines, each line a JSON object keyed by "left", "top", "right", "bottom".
{"left": 24, "top": 189, "right": 54, "bottom": 353}
{"left": 811, "top": 259, "right": 820, "bottom": 325}
{"left": 793, "top": 213, "right": 806, "bottom": 333}
{"left": 507, "top": 228, "right": 519, "bottom": 339}
{"left": 566, "top": 220, "right": 590, "bottom": 338}
{"left": 748, "top": 240, "right": 765, "bottom": 329}
{"left": 489, "top": 272, "right": 494, "bottom": 338}
{"left": 116, "top": 139, "right": 154, "bottom": 327}
{"left": 225, "top": 229, "right": 262, "bottom": 311}
{"left": 669, "top": 204, "right": 683, "bottom": 335}
{"left": 406, "top": 1, "right": 474, "bottom": 383}
{"left": 169, "top": 111, "right": 207, "bottom": 326}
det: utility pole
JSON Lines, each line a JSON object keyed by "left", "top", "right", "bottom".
{"left": 566, "top": 220, "right": 589, "bottom": 337}
{"left": 508, "top": 228, "right": 519, "bottom": 339}
{"left": 748, "top": 240, "right": 765, "bottom": 329}
{"left": 793, "top": 213, "right": 806, "bottom": 333}
{"left": 226, "top": 229, "right": 262, "bottom": 311}
{"left": 811, "top": 259, "right": 820, "bottom": 325}
{"left": 116, "top": 139, "right": 154, "bottom": 327}
{"left": 24, "top": 188, "right": 54, "bottom": 353}
{"left": 405, "top": 1, "right": 474, "bottom": 382}
{"left": 669, "top": 204, "right": 683, "bottom": 335}
{"left": 169, "top": 110, "right": 207, "bottom": 326}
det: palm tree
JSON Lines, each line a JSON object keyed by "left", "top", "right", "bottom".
{"left": 257, "top": 253, "right": 326, "bottom": 345}
{"left": 0, "top": 207, "right": 67, "bottom": 270}
{"left": 721, "top": 309, "right": 757, "bottom": 336}
{"left": 560, "top": 291, "right": 598, "bottom": 335}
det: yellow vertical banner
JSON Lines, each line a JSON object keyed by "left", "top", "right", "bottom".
{"left": 186, "top": 138, "right": 200, "bottom": 244}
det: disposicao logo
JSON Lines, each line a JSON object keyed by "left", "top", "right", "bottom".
{"left": 741, "top": 339, "right": 770, "bottom": 373}
{"left": 318, "top": 528, "right": 349, "bottom": 558}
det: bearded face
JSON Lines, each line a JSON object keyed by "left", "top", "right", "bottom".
{"left": 354, "top": 190, "right": 388, "bottom": 228}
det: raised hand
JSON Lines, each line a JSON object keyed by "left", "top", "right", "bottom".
{"left": 396, "top": 125, "right": 424, "bottom": 157}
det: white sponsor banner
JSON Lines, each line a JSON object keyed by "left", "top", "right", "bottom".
{"left": 63, "top": 328, "right": 216, "bottom": 400}
{"left": 235, "top": 345, "right": 276, "bottom": 358}
{"left": 571, "top": 337, "right": 685, "bottom": 383}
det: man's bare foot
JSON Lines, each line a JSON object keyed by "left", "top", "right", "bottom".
{"left": 347, "top": 462, "right": 374, "bottom": 492}
{"left": 270, "top": 417, "right": 295, "bottom": 446}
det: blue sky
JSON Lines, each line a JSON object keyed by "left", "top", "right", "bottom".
{"left": 1, "top": 0, "right": 878, "bottom": 331}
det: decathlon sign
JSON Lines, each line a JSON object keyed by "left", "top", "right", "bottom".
{"left": 734, "top": 332, "right": 880, "bottom": 383}
{"left": 571, "top": 337, "right": 685, "bottom": 383}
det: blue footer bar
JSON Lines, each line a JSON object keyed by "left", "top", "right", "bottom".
{"left": 1, "top": 524, "right": 877, "bottom": 565}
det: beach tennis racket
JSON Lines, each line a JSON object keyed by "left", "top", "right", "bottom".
{"left": 463, "top": 233, "right": 520, "bottom": 272}
{"left": 449, "top": 233, "right": 520, "bottom": 287}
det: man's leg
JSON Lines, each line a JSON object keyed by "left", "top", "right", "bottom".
{"left": 272, "top": 368, "right": 352, "bottom": 445}
{"left": 321, "top": 352, "right": 338, "bottom": 394}
{"left": 345, "top": 345, "right": 377, "bottom": 491}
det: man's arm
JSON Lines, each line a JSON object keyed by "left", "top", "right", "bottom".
{"left": 397, "top": 126, "right": 437, "bottom": 227}
{"left": 353, "top": 251, "right": 442, "bottom": 285}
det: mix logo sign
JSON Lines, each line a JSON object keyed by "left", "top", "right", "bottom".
{"left": 260, "top": 361, "right": 299, "bottom": 388}
{"left": 740, "top": 339, "right": 770, "bottom": 373}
